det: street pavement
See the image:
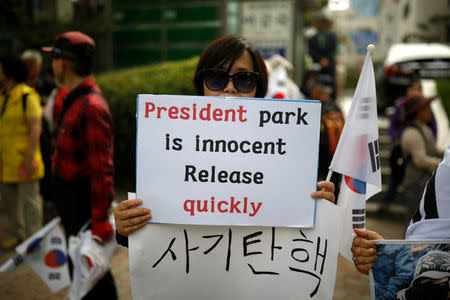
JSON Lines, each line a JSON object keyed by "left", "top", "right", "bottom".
{"left": 0, "top": 200, "right": 405, "bottom": 300}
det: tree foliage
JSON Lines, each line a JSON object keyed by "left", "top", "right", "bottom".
{"left": 96, "top": 57, "right": 198, "bottom": 188}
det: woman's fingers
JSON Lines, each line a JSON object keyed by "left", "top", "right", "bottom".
{"left": 114, "top": 198, "right": 152, "bottom": 236}
{"left": 115, "top": 198, "right": 150, "bottom": 220}
{"left": 354, "top": 254, "right": 377, "bottom": 265}
{"left": 116, "top": 198, "right": 143, "bottom": 211}
{"left": 352, "top": 236, "right": 377, "bottom": 251}
{"left": 122, "top": 213, "right": 152, "bottom": 228}
{"left": 118, "top": 207, "right": 151, "bottom": 221}
{"left": 120, "top": 221, "right": 149, "bottom": 237}
{"left": 355, "top": 263, "right": 375, "bottom": 275}
{"left": 317, "top": 181, "right": 335, "bottom": 193}
{"left": 354, "top": 228, "right": 384, "bottom": 240}
{"left": 311, "top": 181, "right": 336, "bottom": 203}
{"left": 351, "top": 228, "right": 383, "bottom": 275}
{"left": 311, "top": 190, "right": 335, "bottom": 203}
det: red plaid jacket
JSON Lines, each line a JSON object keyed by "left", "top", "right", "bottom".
{"left": 52, "top": 77, "right": 114, "bottom": 241}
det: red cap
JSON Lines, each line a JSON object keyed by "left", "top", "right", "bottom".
{"left": 42, "top": 31, "right": 95, "bottom": 59}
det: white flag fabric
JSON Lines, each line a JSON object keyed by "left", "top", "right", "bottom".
{"left": 329, "top": 48, "right": 381, "bottom": 199}
{"left": 329, "top": 46, "right": 382, "bottom": 261}
{"left": 406, "top": 146, "right": 450, "bottom": 240}
{"left": 67, "top": 214, "right": 119, "bottom": 300}
{"left": 265, "top": 64, "right": 304, "bottom": 100}
{"left": 337, "top": 176, "right": 367, "bottom": 261}
{"left": 0, "top": 217, "right": 70, "bottom": 293}
{"left": 266, "top": 65, "right": 291, "bottom": 99}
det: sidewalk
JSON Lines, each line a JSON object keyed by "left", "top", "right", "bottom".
{"left": 0, "top": 203, "right": 404, "bottom": 300}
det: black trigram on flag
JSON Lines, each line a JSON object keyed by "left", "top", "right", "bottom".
{"left": 368, "top": 140, "right": 380, "bottom": 172}
{"left": 49, "top": 272, "right": 61, "bottom": 280}
{"left": 352, "top": 209, "right": 366, "bottom": 229}
{"left": 12, "top": 254, "right": 24, "bottom": 267}
{"left": 50, "top": 237, "right": 62, "bottom": 245}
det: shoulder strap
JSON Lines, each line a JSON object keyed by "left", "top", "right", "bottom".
{"left": 0, "top": 95, "right": 9, "bottom": 118}
{"left": 22, "top": 93, "right": 29, "bottom": 115}
{"left": 0, "top": 90, "right": 30, "bottom": 118}
{"left": 403, "top": 123, "right": 428, "bottom": 163}
{"left": 406, "top": 123, "right": 426, "bottom": 143}
{"left": 59, "top": 87, "right": 98, "bottom": 128}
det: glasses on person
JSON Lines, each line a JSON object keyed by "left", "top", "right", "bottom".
{"left": 51, "top": 48, "right": 63, "bottom": 59}
{"left": 202, "top": 69, "right": 260, "bottom": 93}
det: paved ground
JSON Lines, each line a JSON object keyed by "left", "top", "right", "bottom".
{"left": 0, "top": 197, "right": 404, "bottom": 300}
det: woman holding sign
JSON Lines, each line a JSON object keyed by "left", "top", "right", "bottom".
{"left": 114, "top": 35, "right": 336, "bottom": 244}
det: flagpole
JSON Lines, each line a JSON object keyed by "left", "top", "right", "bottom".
{"left": 325, "top": 170, "right": 333, "bottom": 182}
{"left": 0, "top": 253, "right": 24, "bottom": 272}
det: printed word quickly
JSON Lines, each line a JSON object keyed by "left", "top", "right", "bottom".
{"left": 144, "top": 102, "right": 248, "bottom": 122}
{"left": 183, "top": 196, "right": 262, "bottom": 217}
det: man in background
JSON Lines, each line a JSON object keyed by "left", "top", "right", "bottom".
{"left": 21, "top": 50, "right": 56, "bottom": 105}
{"left": 308, "top": 12, "right": 338, "bottom": 100}
{"left": 42, "top": 31, "right": 117, "bottom": 299}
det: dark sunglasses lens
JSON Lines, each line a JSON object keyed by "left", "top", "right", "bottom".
{"left": 233, "top": 72, "right": 257, "bottom": 93}
{"left": 204, "top": 70, "right": 228, "bottom": 91}
{"left": 51, "top": 48, "right": 64, "bottom": 59}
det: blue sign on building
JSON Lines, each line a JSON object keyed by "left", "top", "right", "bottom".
{"left": 351, "top": 30, "right": 379, "bottom": 54}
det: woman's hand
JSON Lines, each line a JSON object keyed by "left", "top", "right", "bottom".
{"left": 114, "top": 198, "right": 151, "bottom": 237}
{"left": 311, "top": 181, "right": 335, "bottom": 204}
{"left": 351, "top": 228, "right": 384, "bottom": 275}
{"left": 19, "top": 158, "right": 37, "bottom": 178}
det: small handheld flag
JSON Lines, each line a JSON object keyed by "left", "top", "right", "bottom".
{"left": 328, "top": 44, "right": 382, "bottom": 261}
{"left": 0, "top": 217, "right": 70, "bottom": 293}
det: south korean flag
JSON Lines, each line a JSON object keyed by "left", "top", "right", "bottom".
{"left": 0, "top": 218, "right": 70, "bottom": 293}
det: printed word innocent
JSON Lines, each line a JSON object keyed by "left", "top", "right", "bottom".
{"left": 195, "top": 135, "right": 286, "bottom": 155}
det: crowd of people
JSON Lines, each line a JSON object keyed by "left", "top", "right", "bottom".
{"left": 0, "top": 12, "right": 448, "bottom": 299}
{"left": 1, "top": 31, "right": 117, "bottom": 298}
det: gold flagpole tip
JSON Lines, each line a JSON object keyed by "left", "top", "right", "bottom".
{"left": 367, "top": 44, "right": 376, "bottom": 53}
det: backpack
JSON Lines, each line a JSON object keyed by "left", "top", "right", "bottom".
{"left": 320, "top": 103, "right": 344, "bottom": 155}
{"left": 318, "top": 102, "right": 344, "bottom": 180}
{"left": 22, "top": 93, "right": 53, "bottom": 201}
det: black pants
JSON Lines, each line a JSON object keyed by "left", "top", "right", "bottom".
{"left": 54, "top": 175, "right": 118, "bottom": 299}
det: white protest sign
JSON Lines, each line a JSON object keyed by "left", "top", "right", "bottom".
{"left": 137, "top": 95, "right": 321, "bottom": 227}
{"left": 129, "top": 199, "right": 341, "bottom": 300}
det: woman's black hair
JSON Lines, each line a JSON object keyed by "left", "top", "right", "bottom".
{"left": 194, "top": 35, "right": 268, "bottom": 98}
{"left": 0, "top": 55, "right": 29, "bottom": 83}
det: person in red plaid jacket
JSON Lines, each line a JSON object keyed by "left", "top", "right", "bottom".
{"left": 42, "top": 31, "right": 117, "bottom": 299}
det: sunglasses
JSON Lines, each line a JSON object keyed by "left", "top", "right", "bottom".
{"left": 51, "top": 48, "right": 63, "bottom": 59}
{"left": 50, "top": 48, "right": 76, "bottom": 60}
{"left": 202, "top": 69, "right": 260, "bottom": 93}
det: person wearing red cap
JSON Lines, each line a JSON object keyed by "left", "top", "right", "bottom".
{"left": 42, "top": 31, "right": 117, "bottom": 299}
